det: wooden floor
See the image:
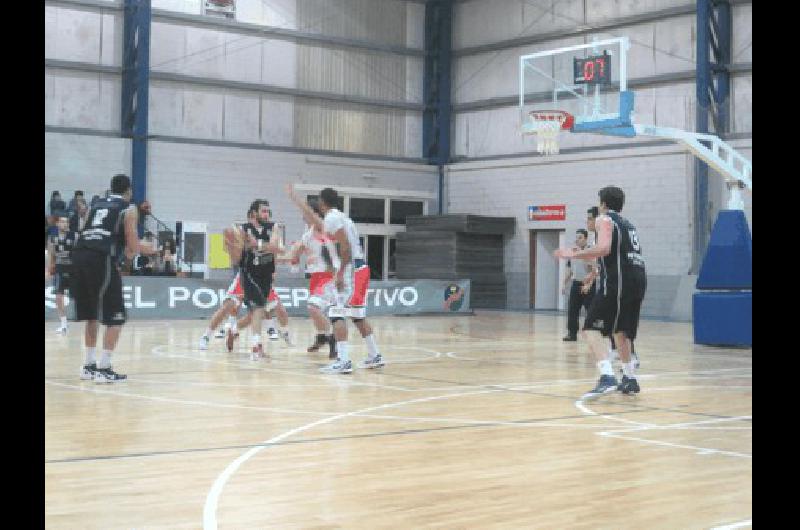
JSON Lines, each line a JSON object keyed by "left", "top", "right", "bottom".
{"left": 45, "top": 312, "right": 752, "bottom": 529}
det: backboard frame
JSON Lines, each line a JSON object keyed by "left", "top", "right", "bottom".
{"left": 519, "top": 36, "right": 633, "bottom": 136}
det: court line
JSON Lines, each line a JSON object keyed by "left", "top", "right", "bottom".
{"left": 599, "top": 415, "right": 752, "bottom": 434}
{"left": 575, "top": 399, "right": 655, "bottom": 428}
{"left": 577, "top": 398, "right": 751, "bottom": 458}
{"left": 711, "top": 519, "right": 752, "bottom": 530}
{"left": 46, "top": 413, "right": 616, "bottom": 465}
{"left": 598, "top": 432, "right": 752, "bottom": 459}
{"left": 151, "top": 345, "right": 415, "bottom": 392}
{"left": 45, "top": 380, "right": 337, "bottom": 417}
{"left": 203, "top": 388, "right": 504, "bottom": 530}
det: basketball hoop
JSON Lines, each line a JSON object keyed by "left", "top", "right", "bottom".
{"left": 525, "top": 110, "right": 574, "bottom": 155}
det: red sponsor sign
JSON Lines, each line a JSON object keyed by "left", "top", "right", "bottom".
{"left": 528, "top": 204, "right": 566, "bottom": 221}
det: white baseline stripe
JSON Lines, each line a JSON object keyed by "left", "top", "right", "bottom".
{"left": 599, "top": 433, "right": 752, "bottom": 459}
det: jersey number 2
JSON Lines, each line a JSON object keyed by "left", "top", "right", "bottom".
{"left": 91, "top": 209, "right": 109, "bottom": 227}
{"left": 628, "top": 229, "right": 641, "bottom": 252}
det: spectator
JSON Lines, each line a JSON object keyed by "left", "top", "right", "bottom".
{"left": 69, "top": 199, "right": 90, "bottom": 232}
{"left": 161, "top": 237, "right": 177, "bottom": 276}
{"left": 49, "top": 191, "right": 66, "bottom": 216}
{"left": 90, "top": 194, "right": 101, "bottom": 207}
{"left": 47, "top": 215, "right": 60, "bottom": 238}
{"left": 67, "top": 190, "right": 84, "bottom": 215}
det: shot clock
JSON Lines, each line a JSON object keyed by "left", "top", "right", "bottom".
{"left": 574, "top": 51, "right": 612, "bottom": 85}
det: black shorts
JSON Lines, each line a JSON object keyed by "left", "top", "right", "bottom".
{"left": 53, "top": 270, "right": 70, "bottom": 295}
{"left": 70, "top": 250, "right": 127, "bottom": 326}
{"left": 241, "top": 269, "right": 273, "bottom": 310}
{"left": 583, "top": 288, "right": 645, "bottom": 340}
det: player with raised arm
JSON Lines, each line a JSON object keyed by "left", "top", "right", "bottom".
{"left": 281, "top": 199, "right": 339, "bottom": 358}
{"left": 555, "top": 187, "right": 646, "bottom": 397}
{"left": 286, "top": 185, "right": 383, "bottom": 374}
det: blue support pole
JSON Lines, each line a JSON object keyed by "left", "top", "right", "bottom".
{"left": 713, "top": 1, "right": 731, "bottom": 135}
{"left": 694, "top": 0, "right": 712, "bottom": 272}
{"left": 121, "top": 0, "right": 151, "bottom": 206}
{"left": 423, "top": 0, "right": 452, "bottom": 213}
{"left": 695, "top": 0, "right": 732, "bottom": 272}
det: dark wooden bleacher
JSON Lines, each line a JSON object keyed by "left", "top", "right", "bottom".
{"left": 396, "top": 214, "right": 515, "bottom": 308}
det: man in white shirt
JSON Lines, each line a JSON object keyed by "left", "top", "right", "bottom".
{"left": 282, "top": 200, "right": 339, "bottom": 358}
{"left": 286, "top": 185, "right": 384, "bottom": 374}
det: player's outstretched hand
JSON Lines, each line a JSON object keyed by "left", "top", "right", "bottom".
{"left": 553, "top": 247, "right": 575, "bottom": 259}
{"left": 284, "top": 183, "right": 298, "bottom": 203}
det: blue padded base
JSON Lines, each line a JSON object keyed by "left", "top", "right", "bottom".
{"left": 693, "top": 291, "right": 752, "bottom": 347}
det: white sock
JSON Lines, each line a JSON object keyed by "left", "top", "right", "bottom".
{"left": 623, "top": 361, "right": 636, "bottom": 378}
{"left": 98, "top": 351, "right": 112, "bottom": 369}
{"left": 266, "top": 318, "right": 276, "bottom": 331}
{"left": 364, "top": 334, "right": 379, "bottom": 359}
{"left": 85, "top": 347, "right": 96, "bottom": 366}
{"left": 336, "top": 341, "right": 350, "bottom": 363}
{"left": 608, "top": 349, "right": 618, "bottom": 362}
{"left": 60, "top": 316, "right": 67, "bottom": 328}
{"left": 597, "top": 359, "right": 614, "bottom": 376}
{"left": 251, "top": 334, "right": 261, "bottom": 347}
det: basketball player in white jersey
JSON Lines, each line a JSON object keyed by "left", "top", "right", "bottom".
{"left": 282, "top": 200, "right": 339, "bottom": 358}
{"left": 286, "top": 185, "right": 384, "bottom": 374}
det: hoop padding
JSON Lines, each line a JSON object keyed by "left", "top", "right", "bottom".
{"left": 526, "top": 111, "right": 574, "bottom": 155}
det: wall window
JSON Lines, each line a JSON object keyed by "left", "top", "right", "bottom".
{"left": 306, "top": 194, "right": 344, "bottom": 211}
{"left": 388, "top": 237, "right": 397, "bottom": 278}
{"left": 295, "top": 185, "right": 430, "bottom": 280}
{"left": 349, "top": 197, "right": 385, "bottom": 224}
{"left": 390, "top": 200, "right": 423, "bottom": 225}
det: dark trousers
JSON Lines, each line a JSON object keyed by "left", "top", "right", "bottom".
{"left": 567, "top": 280, "right": 594, "bottom": 337}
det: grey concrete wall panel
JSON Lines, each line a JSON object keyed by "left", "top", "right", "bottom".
{"left": 732, "top": 3, "right": 752, "bottom": 63}
{"left": 45, "top": 6, "right": 106, "bottom": 64}
{"left": 143, "top": 140, "right": 436, "bottom": 240}
{"left": 45, "top": 69, "right": 121, "bottom": 130}
{"left": 260, "top": 95, "right": 295, "bottom": 146}
{"left": 45, "top": 132, "right": 131, "bottom": 213}
{"left": 222, "top": 92, "right": 262, "bottom": 142}
{"left": 732, "top": 75, "right": 751, "bottom": 134}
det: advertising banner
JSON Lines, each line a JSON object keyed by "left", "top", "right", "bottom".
{"left": 45, "top": 277, "right": 471, "bottom": 320}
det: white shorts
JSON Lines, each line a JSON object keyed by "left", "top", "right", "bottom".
{"left": 319, "top": 263, "right": 370, "bottom": 319}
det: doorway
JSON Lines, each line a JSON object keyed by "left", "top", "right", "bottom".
{"left": 529, "top": 229, "right": 567, "bottom": 310}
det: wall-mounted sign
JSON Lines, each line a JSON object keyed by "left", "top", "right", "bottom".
{"left": 528, "top": 205, "right": 566, "bottom": 221}
{"left": 204, "top": 0, "right": 235, "bottom": 19}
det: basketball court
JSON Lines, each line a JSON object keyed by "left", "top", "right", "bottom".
{"left": 46, "top": 0, "right": 751, "bottom": 527}
{"left": 45, "top": 314, "right": 751, "bottom": 528}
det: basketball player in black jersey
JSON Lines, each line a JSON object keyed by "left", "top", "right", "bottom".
{"left": 584, "top": 206, "right": 640, "bottom": 373}
{"left": 46, "top": 214, "right": 78, "bottom": 334}
{"left": 72, "top": 174, "right": 157, "bottom": 383}
{"left": 226, "top": 199, "right": 284, "bottom": 359}
{"left": 555, "top": 187, "right": 647, "bottom": 397}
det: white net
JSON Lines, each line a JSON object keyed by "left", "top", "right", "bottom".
{"left": 527, "top": 112, "right": 569, "bottom": 155}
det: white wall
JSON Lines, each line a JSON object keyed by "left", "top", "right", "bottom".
{"left": 46, "top": 1, "right": 425, "bottom": 158}
{"left": 446, "top": 143, "right": 699, "bottom": 314}
{"left": 45, "top": 133, "right": 132, "bottom": 213}
{"left": 145, "top": 139, "right": 438, "bottom": 240}
{"left": 45, "top": 4, "right": 122, "bottom": 131}
{"left": 451, "top": 1, "right": 752, "bottom": 159}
